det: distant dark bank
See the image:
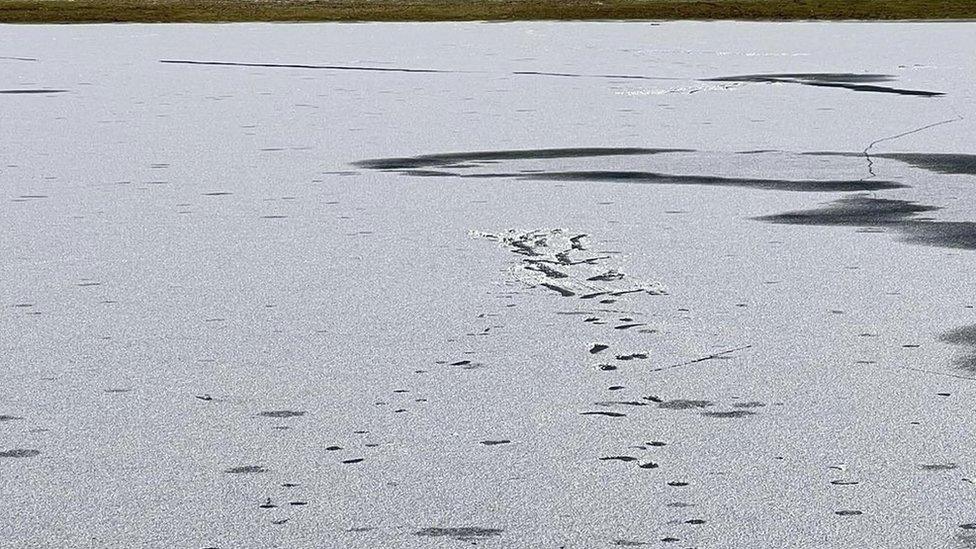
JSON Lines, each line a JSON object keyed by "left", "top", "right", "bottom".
{"left": 2, "top": 0, "right": 976, "bottom": 23}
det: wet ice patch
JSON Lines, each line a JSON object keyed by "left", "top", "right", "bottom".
{"left": 521, "top": 170, "right": 902, "bottom": 192}
{"left": 877, "top": 153, "right": 976, "bottom": 176}
{"left": 757, "top": 196, "right": 976, "bottom": 252}
{"left": 941, "top": 325, "right": 976, "bottom": 370}
{"left": 355, "top": 147, "right": 903, "bottom": 192}
{"left": 804, "top": 151, "right": 976, "bottom": 176}
{"left": 705, "top": 73, "right": 944, "bottom": 97}
{"left": 354, "top": 147, "right": 688, "bottom": 171}
{"left": 756, "top": 196, "right": 936, "bottom": 227}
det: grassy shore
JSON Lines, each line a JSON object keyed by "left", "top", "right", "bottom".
{"left": 1, "top": 0, "right": 974, "bottom": 23}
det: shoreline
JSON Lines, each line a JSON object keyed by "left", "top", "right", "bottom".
{"left": 2, "top": 1, "right": 976, "bottom": 24}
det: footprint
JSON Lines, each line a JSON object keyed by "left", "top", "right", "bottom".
{"left": 258, "top": 410, "right": 306, "bottom": 418}
{"left": 702, "top": 410, "right": 756, "bottom": 419}
{"left": 224, "top": 465, "right": 268, "bottom": 474}
{"left": 415, "top": 527, "right": 503, "bottom": 541}
{"left": 658, "top": 399, "right": 713, "bottom": 410}
{"left": 919, "top": 463, "right": 958, "bottom": 472}
{"left": 0, "top": 449, "right": 40, "bottom": 458}
{"left": 594, "top": 401, "right": 648, "bottom": 407}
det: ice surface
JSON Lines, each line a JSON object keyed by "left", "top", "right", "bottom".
{"left": 2, "top": 21, "right": 976, "bottom": 548}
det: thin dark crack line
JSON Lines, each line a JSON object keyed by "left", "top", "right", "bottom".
{"left": 655, "top": 345, "right": 752, "bottom": 373}
{"left": 159, "top": 60, "right": 949, "bottom": 99}
{"left": 512, "top": 70, "right": 685, "bottom": 82}
{"left": 159, "top": 59, "right": 466, "bottom": 74}
{"left": 861, "top": 116, "right": 964, "bottom": 179}
{"left": 865, "top": 361, "right": 976, "bottom": 382}
{"left": 158, "top": 60, "right": 691, "bottom": 81}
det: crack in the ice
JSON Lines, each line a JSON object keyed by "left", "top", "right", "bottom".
{"left": 159, "top": 59, "right": 459, "bottom": 74}
{"left": 160, "top": 61, "right": 944, "bottom": 97}
{"left": 861, "top": 116, "right": 964, "bottom": 179}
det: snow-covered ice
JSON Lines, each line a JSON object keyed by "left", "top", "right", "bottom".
{"left": 2, "top": 21, "right": 976, "bottom": 548}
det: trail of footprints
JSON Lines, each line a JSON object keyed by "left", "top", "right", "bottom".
{"left": 467, "top": 229, "right": 972, "bottom": 545}
{"left": 193, "top": 228, "right": 970, "bottom": 545}
{"left": 475, "top": 229, "right": 733, "bottom": 544}
{"left": 7, "top": 226, "right": 970, "bottom": 546}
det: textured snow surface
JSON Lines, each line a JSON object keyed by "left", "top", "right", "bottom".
{"left": 2, "top": 21, "right": 976, "bottom": 549}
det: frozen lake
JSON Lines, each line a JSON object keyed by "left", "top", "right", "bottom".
{"left": 2, "top": 21, "right": 976, "bottom": 548}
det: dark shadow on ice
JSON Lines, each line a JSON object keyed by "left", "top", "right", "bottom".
{"left": 757, "top": 196, "right": 976, "bottom": 252}
{"left": 756, "top": 196, "right": 938, "bottom": 226}
{"left": 806, "top": 151, "right": 976, "bottom": 176}
{"left": 902, "top": 220, "right": 976, "bottom": 251}
{"left": 358, "top": 147, "right": 976, "bottom": 253}
{"left": 705, "top": 73, "right": 944, "bottom": 97}
{"left": 354, "top": 147, "right": 692, "bottom": 170}
{"left": 520, "top": 171, "right": 904, "bottom": 192}
{"left": 875, "top": 153, "right": 976, "bottom": 176}
{"left": 939, "top": 325, "right": 976, "bottom": 371}
{"left": 356, "top": 149, "right": 904, "bottom": 192}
